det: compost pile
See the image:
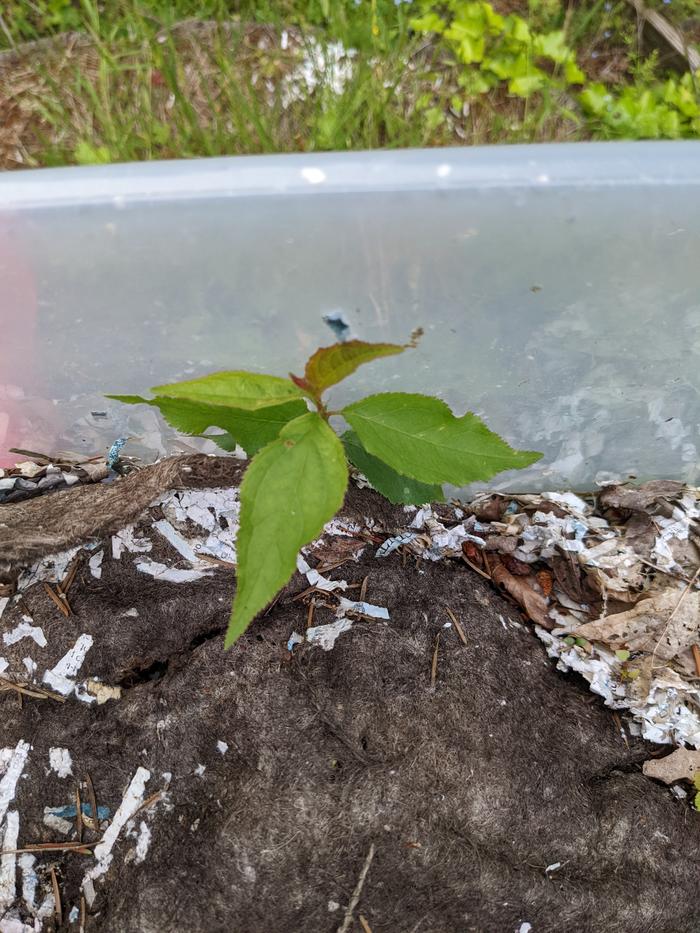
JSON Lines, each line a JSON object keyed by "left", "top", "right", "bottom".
{"left": 1, "top": 454, "right": 700, "bottom": 932}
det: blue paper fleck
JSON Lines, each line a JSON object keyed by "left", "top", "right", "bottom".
{"left": 322, "top": 311, "right": 352, "bottom": 343}
{"left": 48, "top": 804, "right": 111, "bottom": 820}
{"left": 107, "top": 437, "right": 128, "bottom": 469}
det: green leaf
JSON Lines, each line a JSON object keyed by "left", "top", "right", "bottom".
{"left": 564, "top": 59, "right": 585, "bottom": 85}
{"left": 533, "top": 30, "right": 570, "bottom": 64}
{"left": 342, "top": 430, "right": 443, "bottom": 505}
{"left": 227, "top": 412, "right": 348, "bottom": 647}
{"left": 74, "top": 141, "right": 112, "bottom": 165}
{"left": 509, "top": 73, "right": 546, "bottom": 97}
{"left": 579, "top": 83, "right": 612, "bottom": 116}
{"left": 409, "top": 12, "right": 446, "bottom": 34}
{"left": 615, "top": 649, "right": 631, "bottom": 662}
{"left": 203, "top": 432, "right": 237, "bottom": 452}
{"left": 302, "top": 340, "right": 408, "bottom": 395}
{"left": 107, "top": 394, "right": 306, "bottom": 456}
{"left": 343, "top": 393, "right": 541, "bottom": 486}
{"left": 151, "top": 371, "right": 304, "bottom": 410}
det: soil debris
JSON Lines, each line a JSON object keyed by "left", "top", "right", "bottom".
{"left": 1, "top": 459, "right": 700, "bottom": 930}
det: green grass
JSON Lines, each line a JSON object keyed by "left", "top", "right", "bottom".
{"left": 0, "top": 0, "right": 698, "bottom": 170}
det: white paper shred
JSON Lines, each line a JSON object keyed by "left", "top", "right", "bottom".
{"left": 323, "top": 518, "right": 362, "bottom": 537}
{"left": 306, "top": 618, "right": 353, "bottom": 651}
{"left": 375, "top": 532, "right": 418, "bottom": 558}
{"left": 538, "top": 628, "right": 700, "bottom": 747}
{"left": 0, "top": 599, "right": 8, "bottom": 622}
{"left": 0, "top": 742, "right": 30, "bottom": 828}
{"left": 216, "top": 741, "right": 229, "bottom": 755}
{"left": 2, "top": 623, "right": 46, "bottom": 649}
{"left": 296, "top": 556, "right": 347, "bottom": 593}
{"left": 0, "top": 812, "right": 19, "bottom": 909}
{"left": 18, "top": 854, "right": 37, "bottom": 911}
{"left": 336, "top": 598, "right": 389, "bottom": 620}
{"left": 287, "top": 632, "right": 303, "bottom": 652}
{"left": 48, "top": 748, "right": 73, "bottom": 779}
{"left": 133, "top": 821, "right": 151, "bottom": 864}
{"left": 42, "top": 634, "right": 93, "bottom": 696}
{"left": 0, "top": 752, "right": 12, "bottom": 778}
{"left": 42, "top": 813, "right": 72, "bottom": 836}
{"left": 159, "top": 488, "right": 239, "bottom": 563}
{"left": 154, "top": 520, "right": 198, "bottom": 563}
{"left": 135, "top": 560, "right": 210, "bottom": 584}
{"left": 82, "top": 767, "right": 151, "bottom": 893}
{"left": 17, "top": 547, "right": 80, "bottom": 592}
{"left": 88, "top": 550, "right": 104, "bottom": 580}
{"left": 112, "top": 526, "right": 152, "bottom": 560}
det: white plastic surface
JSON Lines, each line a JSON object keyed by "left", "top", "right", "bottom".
{"left": 1, "top": 142, "right": 699, "bottom": 489}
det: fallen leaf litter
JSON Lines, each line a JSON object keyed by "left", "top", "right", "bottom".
{"left": 1, "top": 449, "right": 700, "bottom": 926}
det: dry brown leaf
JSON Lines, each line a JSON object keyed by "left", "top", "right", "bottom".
{"left": 491, "top": 564, "right": 552, "bottom": 629}
{"left": 643, "top": 747, "right": 700, "bottom": 784}
{"left": 573, "top": 589, "right": 700, "bottom": 660}
{"left": 598, "top": 481, "right": 684, "bottom": 512}
{"left": 308, "top": 535, "right": 366, "bottom": 566}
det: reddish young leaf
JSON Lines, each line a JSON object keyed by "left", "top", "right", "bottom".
{"left": 303, "top": 340, "right": 408, "bottom": 395}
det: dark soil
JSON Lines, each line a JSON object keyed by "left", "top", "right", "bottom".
{"left": 2, "top": 481, "right": 700, "bottom": 933}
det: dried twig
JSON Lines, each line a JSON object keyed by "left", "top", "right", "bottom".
{"left": 196, "top": 553, "right": 236, "bottom": 570}
{"left": 0, "top": 676, "right": 66, "bottom": 703}
{"left": 444, "top": 606, "right": 468, "bottom": 646}
{"left": 692, "top": 645, "right": 700, "bottom": 677}
{"left": 85, "top": 774, "right": 99, "bottom": 836}
{"left": 131, "top": 790, "right": 164, "bottom": 819}
{"left": 43, "top": 581, "right": 71, "bottom": 618}
{"left": 75, "top": 787, "right": 83, "bottom": 843}
{"left": 337, "top": 843, "right": 376, "bottom": 933}
{"left": 460, "top": 553, "right": 492, "bottom": 582}
{"left": 359, "top": 916, "right": 373, "bottom": 933}
{"left": 431, "top": 633, "right": 440, "bottom": 688}
{"left": 2, "top": 841, "right": 97, "bottom": 855}
{"left": 59, "top": 554, "right": 82, "bottom": 595}
{"left": 306, "top": 599, "right": 315, "bottom": 630}
{"left": 359, "top": 575, "right": 369, "bottom": 603}
{"left": 50, "top": 866, "right": 62, "bottom": 926}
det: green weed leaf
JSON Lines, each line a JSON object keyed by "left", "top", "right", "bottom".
{"left": 151, "top": 371, "right": 304, "bottom": 410}
{"left": 343, "top": 392, "right": 541, "bottom": 485}
{"left": 227, "top": 412, "right": 348, "bottom": 647}
{"left": 342, "top": 429, "right": 443, "bottom": 505}
{"left": 107, "top": 394, "right": 306, "bottom": 456}
{"left": 302, "top": 340, "right": 407, "bottom": 395}
{"left": 409, "top": 12, "right": 447, "bottom": 34}
{"left": 533, "top": 30, "right": 569, "bottom": 64}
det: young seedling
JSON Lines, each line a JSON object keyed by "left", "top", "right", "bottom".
{"left": 110, "top": 333, "right": 540, "bottom": 647}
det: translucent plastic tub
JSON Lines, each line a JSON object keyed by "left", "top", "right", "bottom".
{"left": 1, "top": 142, "right": 699, "bottom": 490}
